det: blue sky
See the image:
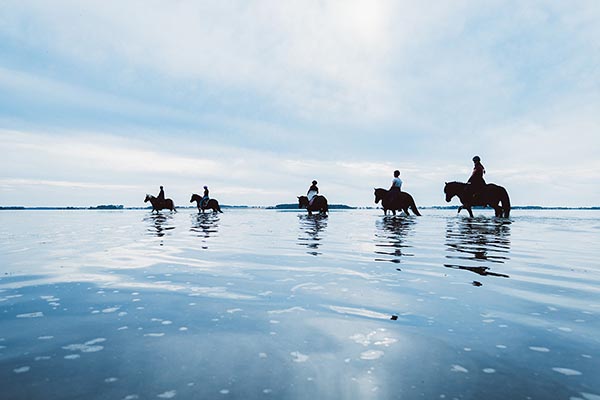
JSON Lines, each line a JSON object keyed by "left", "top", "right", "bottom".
{"left": 1, "top": 1, "right": 599, "bottom": 207}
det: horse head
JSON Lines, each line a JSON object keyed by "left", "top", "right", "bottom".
{"left": 298, "top": 196, "right": 308, "bottom": 209}
{"left": 374, "top": 188, "right": 385, "bottom": 204}
{"left": 144, "top": 194, "right": 152, "bottom": 203}
{"left": 190, "top": 194, "right": 198, "bottom": 203}
{"left": 444, "top": 182, "right": 460, "bottom": 203}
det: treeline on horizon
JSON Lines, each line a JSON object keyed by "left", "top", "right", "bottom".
{"left": 1, "top": 205, "right": 600, "bottom": 211}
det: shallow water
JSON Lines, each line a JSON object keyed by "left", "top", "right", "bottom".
{"left": 1, "top": 209, "right": 599, "bottom": 400}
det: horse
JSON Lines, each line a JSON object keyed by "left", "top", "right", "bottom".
{"left": 444, "top": 181, "right": 511, "bottom": 218}
{"left": 298, "top": 195, "right": 328, "bottom": 215}
{"left": 144, "top": 194, "right": 176, "bottom": 213}
{"left": 190, "top": 193, "right": 223, "bottom": 213}
{"left": 374, "top": 188, "right": 422, "bottom": 216}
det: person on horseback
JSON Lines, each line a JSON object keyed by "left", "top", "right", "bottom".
{"left": 201, "top": 185, "right": 210, "bottom": 208}
{"left": 157, "top": 186, "right": 165, "bottom": 202}
{"left": 467, "top": 156, "right": 486, "bottom": 201}
{"left": 307, "top": 180, "right": 319, "bottom": 206}
{"left": 388, "top": 170, "right": 403, "bottom": 202}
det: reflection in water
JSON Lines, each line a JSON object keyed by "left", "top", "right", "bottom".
{"left": 143, "top": 213, "right": 176, "bottom": 237}
{"left": 445, "top": 216, "right": 511, "bottom": 280}
{"left": 374, "top": 216, "right": 416, "bottom": 263}
{"left": 190, "top": 213, "right": 220, "bottom": 249}
{"left": 297, "top": 214, "right": 327, "bottom": 255}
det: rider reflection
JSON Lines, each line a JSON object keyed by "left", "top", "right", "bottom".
{"left": 190, "top": 213, "right": 220, "bottom": 248}
{"left": 297, "top": 214, "right": 327, "bottom": 256}
{"left": 444, "top": 216, "right": 511, "bottom": 280}
{"left": 144, "top": 213, "right": 175, "bottom": 238}
{"left": 374, "top": 216, "right": 416, "bottom": 263}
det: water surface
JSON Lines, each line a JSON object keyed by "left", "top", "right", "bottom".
{"left": 1, "top": 209, "right": 599, "bottom": 399}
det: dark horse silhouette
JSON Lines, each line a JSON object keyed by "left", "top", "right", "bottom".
{"left": 298, "top": 195, "right": 328, "bottom": 215}
{"left": 144, "top": 194, "right": 176, "bottom": 213}
{"left": 444, "top": 181, "right": 511, "bottom": 218}
{"left": 190, "top": 193, "right": 223, "bottom": 213}
{"left": 374, "top": 188, "right": 421, "bottom": 216}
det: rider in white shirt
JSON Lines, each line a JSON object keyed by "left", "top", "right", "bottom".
{"left": 307, "top": 180, "right": 319, "bottom": 206}
{"left": 390, "top": 170, "right": 402, "bottom": 192}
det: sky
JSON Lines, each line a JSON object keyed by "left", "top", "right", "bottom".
{"left": 1, "top": 1, "right": 599, "bottom": 207}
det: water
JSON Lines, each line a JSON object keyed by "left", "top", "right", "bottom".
{"left": 1, "top": 209, "right": 599, "bottom": 399}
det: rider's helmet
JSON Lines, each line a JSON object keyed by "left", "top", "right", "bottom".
{"left": 204, "top": 186, "right": 208, "bottom": 189}
{"left": 472, "top": 156, "right": 481, "bottom": 162}
{"left": 394, "top": 170, "right": 400, "bottom": 177}
{"left": 160, "top": 186, "right": 163, "bottom": 189}
{"left": 312, "top": 180, "right": 317, "bottom": 185}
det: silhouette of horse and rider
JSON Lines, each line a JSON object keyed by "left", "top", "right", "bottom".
{"left": 298, "top": 180, "right": 329, "bottom": 215}
{"left": 144, "top": 186, "right": 176, "bottom": 213}
{"left": 374, "top": 170, "right": 421, "bottom": 216}
{"left": 145, "top": 157, "right": 510, "bottom": 219}
{"left": 444, "top": 156, "right": 511, "bottom": 218}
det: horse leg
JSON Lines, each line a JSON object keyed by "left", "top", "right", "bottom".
{"left": 457, "top": 206, "right": 462, "bottom": 214}
{"left": 493, "top": 205, "right": 502, "bottom": 217}
{"left": 403, "top": 208, "right": 410, "bottom": 216}
{"left": 466, "top": 207, "right": 474, "bottom": 218}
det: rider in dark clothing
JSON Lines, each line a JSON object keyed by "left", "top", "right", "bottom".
{"left": 157, "top": 186, "right": 165, "bottom": 202}
{"left": 201, "top": 186, "right": 209, "bottom": 208}
{"left": 467, "top": 156, "right": 486, "bottom": 201}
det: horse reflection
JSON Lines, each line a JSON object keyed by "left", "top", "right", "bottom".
{"left": 297, "top": 214, "right": 328, "bottom": 255}
{"left": 190, "top": 213, "right": 220, "bottom": 246}
{"left": 444, "top": 216, "right": 511, "bottom": 280}
{"left": 374, "top": 216, "right": 416, "bottom": 263}
{"left": 144, "top": 213, "right": 175, "bottom": 238}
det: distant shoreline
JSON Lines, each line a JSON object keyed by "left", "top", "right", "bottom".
{"left": 1, "top": 205, "right": 599, "bottom": 211}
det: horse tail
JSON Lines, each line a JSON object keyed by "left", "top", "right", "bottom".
{"left": 323, "top": 198, "right": 329, "bottom": 213}
{"left": 217, "top": 202, "right": 223, "bottom": 213}
{"left": 410, "top": 196, "right": 422, "bottom": 216}
{"left": 501, "top": 187, "right": 511, "bottom": 218}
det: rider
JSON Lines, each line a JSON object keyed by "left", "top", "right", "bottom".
{"left": 467, "top": 156, "right": 486, "bottom": 201}
{"left": 157, "top": 186, "right": 165, "bottom": 202}
{"left": 201, "top": 185, "right": 210, "bottom": 208}
{"left": 389, "top": 170, "right": 403, "bottom": 201}
{"left": 307, "top": 180, "right": 319, "bottom": 206}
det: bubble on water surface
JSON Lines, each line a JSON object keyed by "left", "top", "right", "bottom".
{"left": 64, "top": 354, "right": 80, "bottom": 360}
{"left": 483, "top": 368, "right": 496, "bottom": 374}
{"left": 13, "top": 366, "right": 30, "bottom": 373}
{"left": 268, "top": 307, "right": 306, "bottom": 314}
{"left": 144, "top": 333, "right": 165, "bottom": 337}
{"left": 451, "top": 365, "right": 468, "bottom": 373}
{"left": 329, "top": 305, "right": 389, "bottom": 320}
{"left": 157, "top": 390, "right": 176, "bottom": 398}
{"left": 16, "top": 312, "right": 44, "bottom": 318}
{"left": 38, "top": 336, "right": 54, "bottom": 340}
{"left": 529, "top": 346, "right": 550, "bottom": 352}
{"left": 291, "top": 351, "right": 308, "bottom": 362}
{"left": 360, "top": 350, "right": 384, "bottom": 360}
{"left": 552, "top": 368, "right": 582, "bottom": 376}
{"left": 105, "top": 377, "right": 118, "bottom": 383}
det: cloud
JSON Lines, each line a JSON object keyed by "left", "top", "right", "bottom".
{"left": 1, "top": 2, "right": 600, "bottom": 206}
